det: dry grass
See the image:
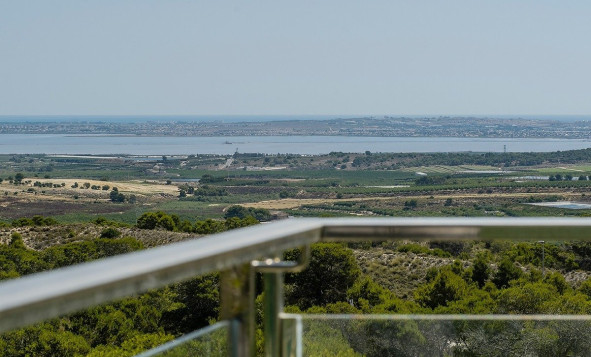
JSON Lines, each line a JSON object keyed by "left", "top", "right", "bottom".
{"left": 0, "top": 180, "right": 172, "bottom": 221}
{"left": 354, "top": 248, "right": 456, "bottom": 299}
{"left": 241, "top": 197, "right": 383, "bottom": 209}
{"left": 38, "top": 179, "right": 179, "bottom": 195}
{"left": 0, "top": 224, "right": 196, "bottom": 250}
{"left": 241, "top": 191, "right": 582, "bottom": 210}
{"left": 0, "top": 179, "right": 179, "bottom": 218}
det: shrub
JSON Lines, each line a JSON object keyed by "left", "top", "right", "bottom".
{"left": 100, "top": 228, "right": 122, "bottom": 239}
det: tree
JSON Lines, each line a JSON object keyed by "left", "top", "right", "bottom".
{"left": 157, "top": 215, "right": 176, "bottom": 231}
{"left": 544, "top": 272, "right": 569, "bottom": 294}
{"left": 285, "top": 243, "right": 360, "bottom": 309}
{"left": 137, "top": 212, "right": 159, "bottom": 230}
{"left": 497, "top": 282, "right": 558, "bottom": 314}
{"left": 224, "top": 205, "right": 270, "bottom": 221}
{"left": 404, "top": 199, "right": 418, "bottom": 209}
{"left": 194, "top": 219, "right": 225, "bottom": 234}
{"left": 471, "top": 254, "right": 490, "bottom": 288}
{"left": 415, "top": 176, "right": 445, "bottom": 185}
{"left": 178, "top": 220, "right": 193, "bottom": 233}
{"left": 136, "top": 211, "right": 177, "bottom": 231}
{"left": 161, "top": 275, "right": 220, "bottom": 334}
{"left": 110, "top": 190, "right": 125, "bottom": 203}
{"left": 415, "top": 269, "right": 469, "bottom": 309}
{"left": 347, "top": 276, "right": 409, "bottom": 313}
{"left": 493, "top": 257, "right": 523, "bottom": 288}
{"left": 224, "top": 205, "right": 249, "bottom": 219}
{"left": 31, "top": 215, "right": 45, "bottom": 226}
{"left": 578, "top": 277, "right": 591, "bottom": 297}
{"left": 14, "top": 173, "right": 24, "bottom": 183}
{"left": 200, "top": 174, "right": 216, "bottom": 183}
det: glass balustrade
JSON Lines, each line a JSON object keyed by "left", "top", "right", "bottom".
{"left": 3, "top": 218, "right": 591, "bottom": 356}
{"left": 281, "top": 313, "right": 591, "bottom": 357}
{"left": 137, "top": 321, "right": 229, "bottom": 357}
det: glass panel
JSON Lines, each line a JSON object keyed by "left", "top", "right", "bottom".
{"left": 282, "top": 314, "right": 302, "bottom": 357}
{"left": 281, "top": 314, "right": 591, "bottom": 357}
{"left": 135, "top": 321, "right": 228, "bottom": 357}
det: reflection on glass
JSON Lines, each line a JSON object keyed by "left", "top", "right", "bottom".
{"left": 281, "top": 314, "right": 591, "bottom": 357}
{"left": 136, "top": 321, "right": 228, "bottom": 357}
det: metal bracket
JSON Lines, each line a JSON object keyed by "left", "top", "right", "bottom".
{"left": 251, "top": 245, "right": 311, "bottom": 273}
{"left": 248, "top": 245, "right": 311, "bottom": 357}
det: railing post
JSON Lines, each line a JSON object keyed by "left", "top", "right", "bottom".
{"left": 253, "top": 246, "right": 310, "bottom": 357}
{"left": 264, "top": 271, "right": 284, "bottom": 357}
{"left": 221, "top": 264, "right": 252, "bottom": 357}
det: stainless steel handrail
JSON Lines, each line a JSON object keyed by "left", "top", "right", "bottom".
{"left": 0, "top": 218, "right": 323, "bottom": 333}
{"left": 1, "top": 217, "right": 591, "bottom": 334}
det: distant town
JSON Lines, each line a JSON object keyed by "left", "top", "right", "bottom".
{"left": 1, "top": 116, "right": 591, "bottom": 139}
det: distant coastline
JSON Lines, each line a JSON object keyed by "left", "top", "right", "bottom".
{"left": 2, "top": 116, "right": 591, "bottom": 139}
{"left": 1, "top": 114, "right": 590, "bottom": 124}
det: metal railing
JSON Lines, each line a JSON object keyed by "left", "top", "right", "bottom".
{"left": 2, "top": 217, "right": 591, "bottom": 356}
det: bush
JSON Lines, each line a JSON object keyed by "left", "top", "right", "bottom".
{"left": 403, "top": 200, "right": 417, "bottom": 209}
{"left": 110, "top": 190, "right": 125, "bottom": 203}
{"left": 224, "top": 205, "right": 271, "bottom": 222}
{"left": 397, "top": 243, "right": 450, "bottom": 257}
{"left": 11, "top": 216, "right": 57, "bottom": 227}
{"left": 136, "top": 211, "right": 178, "bottom": 231}
{"left": 100, "top": 228, "right": 122, "bottom": 239}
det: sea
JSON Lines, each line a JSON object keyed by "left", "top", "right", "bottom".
{"left": 1, "top": 134, "right": 590, "bottom": 155}
{"left": 1, "top": 115, "right": 591, "bottom": 155}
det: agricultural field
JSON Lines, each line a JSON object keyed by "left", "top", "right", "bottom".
{"left": 399, "top": 164, "right": 504, "bottom": 174}
{"left": 3, "top": 151, "right": 591, "bottom": 224}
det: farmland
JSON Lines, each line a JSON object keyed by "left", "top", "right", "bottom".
{"left": 3, "top": 151, "right": 591, "bottom": 224}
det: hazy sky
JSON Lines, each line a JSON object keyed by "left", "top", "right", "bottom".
{"left": 1, "top": 1, "right": 590, "bottom": 116}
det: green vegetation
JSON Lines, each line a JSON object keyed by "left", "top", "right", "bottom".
{"left": 5, "top": 149, "right": 591, "bottom": 354}
{"left": 135, "top": 210, "right": 259, "bottom": 233}
{"left": 2, "top": 215, "right": 591, "bottom": 355}
{"left": 0, "top": 212, "right": 261, "bottom": 356}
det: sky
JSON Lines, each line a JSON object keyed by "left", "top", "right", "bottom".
{"left": 1, "top": 1, "right": 590, "bottom": 116}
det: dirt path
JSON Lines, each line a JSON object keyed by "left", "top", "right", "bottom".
{"left": 218, "top": 158, "right": 234, "bottom": 170}
{"left": 241, "top": 192, "right": 581, "bottom": 210}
